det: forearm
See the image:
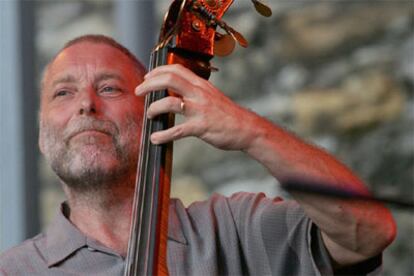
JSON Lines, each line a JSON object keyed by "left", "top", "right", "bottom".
{"left": 245, "top": 113, "right": 363, "bottom": 188}
{"left": 244, "top": 114, "right": 396, "bottom": 266}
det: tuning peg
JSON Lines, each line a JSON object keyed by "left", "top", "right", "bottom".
{"left": 214, "top": 33, "right": 236, "bottom": 56}
{"left": 229, "top": 28, "right": 248, "bottom": 48}
{"left": 251, "top": 0, "right": 272, "bottom": 17}
{"left": 216, "top": 20, "right": 249, "bottom": 48}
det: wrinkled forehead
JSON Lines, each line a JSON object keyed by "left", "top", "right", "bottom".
{"left": 43, "top": 42, "right": 143, "bottom": 89}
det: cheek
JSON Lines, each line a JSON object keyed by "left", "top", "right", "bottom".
{"left": 40, "top": 113, "right": 70, "bottom": 135}
{"left": 103, "top": 99, "right": 144, "bottom": 125}
{"left": 41, "top": 100, "right": 77, "bottom": 126}
{"left": 114, "top": 111, "right": 142, "bottom": 144}
{"left": 39, "top": 108, "right": 73, "bottom": 147}
{"left": 39, "top": 119, "right": 58, "bottom": 155}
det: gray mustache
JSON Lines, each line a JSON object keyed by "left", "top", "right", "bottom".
{"left": 64, "top": 118, "right": 119, "bottom": 141}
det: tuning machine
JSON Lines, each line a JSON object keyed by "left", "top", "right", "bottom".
{"left": 191, "top": 0, "right": 272, "bottom": 56}
{"left": 212, "top": 0, "right": 272, "bottom": 54}
{"left": 251, "top": 0, "right": 272, "bottom": 17}
{"left": 214, "top": 33, "right": 235, "bottom": 56}
{"left": 216, "top": 18, "right": 248, "bottom": 48}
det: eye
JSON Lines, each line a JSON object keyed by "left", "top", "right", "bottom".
{"left": 102, "top": 86, "right": 116, "bottom": 92}
{"left": 54, "top": 90, "right": 70, "bottom": 98}
{"left": 100, "top": 86, "right": 122, "bottom": 96}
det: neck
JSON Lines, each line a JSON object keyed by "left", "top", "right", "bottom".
{"left": 63, "top": 174, "right": 135, "bottom": 257}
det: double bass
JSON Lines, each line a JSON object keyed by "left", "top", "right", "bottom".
{"left": 124, "top": 1, "right": 272, "bottom": 275}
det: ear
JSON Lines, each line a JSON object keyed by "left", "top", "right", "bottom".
{"left": 38, "top": 116, "right": 45, "bottom": 155}
{"left": 38, "top": 131, "right": 45, "bottom": 155}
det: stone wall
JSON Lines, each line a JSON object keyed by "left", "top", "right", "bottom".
{"left": 36, "top": 1, "right": 413, "bottom": 275}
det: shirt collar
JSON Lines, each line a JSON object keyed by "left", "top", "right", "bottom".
{"left": 45, "top": 202, "right": 87, "bottom": 267}
{"left": 44, "top": 200, "right": 187, "bottom": 267}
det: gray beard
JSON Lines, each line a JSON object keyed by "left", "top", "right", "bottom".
{"left": 40, "top": 116, "right": 140, "bottom": 193}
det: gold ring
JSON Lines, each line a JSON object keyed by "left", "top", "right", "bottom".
{"left": 180, "top": 100, "right": 185, "bottom": 114}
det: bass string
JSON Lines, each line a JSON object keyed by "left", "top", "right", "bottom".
{"left": 128, "top": 46, "right": 169, "bottom": 273}
{"left": 134, "top": 53, "right": 159, "bottom": 272}
{"left": 125, "top": 48, "right": 158, "bottom": 273}
{"left": 143, "top": 45, "right": 169, "bottom": 273}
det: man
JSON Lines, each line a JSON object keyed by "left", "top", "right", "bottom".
{"left": 0, "top": 35, "right": 395, "bottom": 275}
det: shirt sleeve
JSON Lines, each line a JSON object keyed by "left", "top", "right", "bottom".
{"left": 310, "top": 224, "right": 383, "bottom": 276}
{"left": 226, "top": 192, "right": 332, "bottom": 275}
{"left": 179, "top": 192, "right": 382, "bottom": 276}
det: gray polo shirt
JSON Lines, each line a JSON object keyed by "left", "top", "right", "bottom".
{"left": 0, "top": 192, "right": 380, "bottom": 275}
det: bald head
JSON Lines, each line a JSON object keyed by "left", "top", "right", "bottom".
{"left": 41, "top": 34, "right": 147, "bottom": 95}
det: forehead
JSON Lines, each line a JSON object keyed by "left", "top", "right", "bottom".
{"left": 45, "top": 42, "right": 139, "bottom": 83}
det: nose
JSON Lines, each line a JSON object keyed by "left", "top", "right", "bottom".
{"left": 78, "top": 88, "right": 98, "bottom": 115}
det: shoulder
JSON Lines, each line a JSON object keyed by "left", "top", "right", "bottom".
{"left": 170, "top": 192, "right": 305, "bottom": 230}
{"left": 0, "top": 234, "right": 42, "bottom": 261}
{"left": 0, "top": 233, "right": 47, "bottom": 273}
{"left": 168, "top": 193, "right": 263, "bottom": 235}
{"left": 174, "top": 191, "right": 285, "bottom": 209}
{"left": 170, "top": 192, "right": 266, "bottom": 218}
{"left": 208, "top": 192, "right": 305, "bottom": 223}
{"left": 171, "top": 192, "right": 302, "bottom": 216}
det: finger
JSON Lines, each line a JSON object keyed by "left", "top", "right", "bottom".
{"left": 147, "top": 96, "right": 184, "bottom": 119}
{"left": 135, "top": 72, "right": 196, "bottom": 98}
{"left": 145, "top": 64, "right": 205, "bottom": 86}
{"left": 151, "top": 123, "right": 193, "bottom": 144}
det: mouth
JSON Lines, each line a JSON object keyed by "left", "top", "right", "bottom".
{"left": 68, "top": 129, "right": 112, "bottom": 142}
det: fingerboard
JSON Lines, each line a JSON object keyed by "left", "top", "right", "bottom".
{"left": 124, "top": 46, "right": 173, "bottom": 276}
